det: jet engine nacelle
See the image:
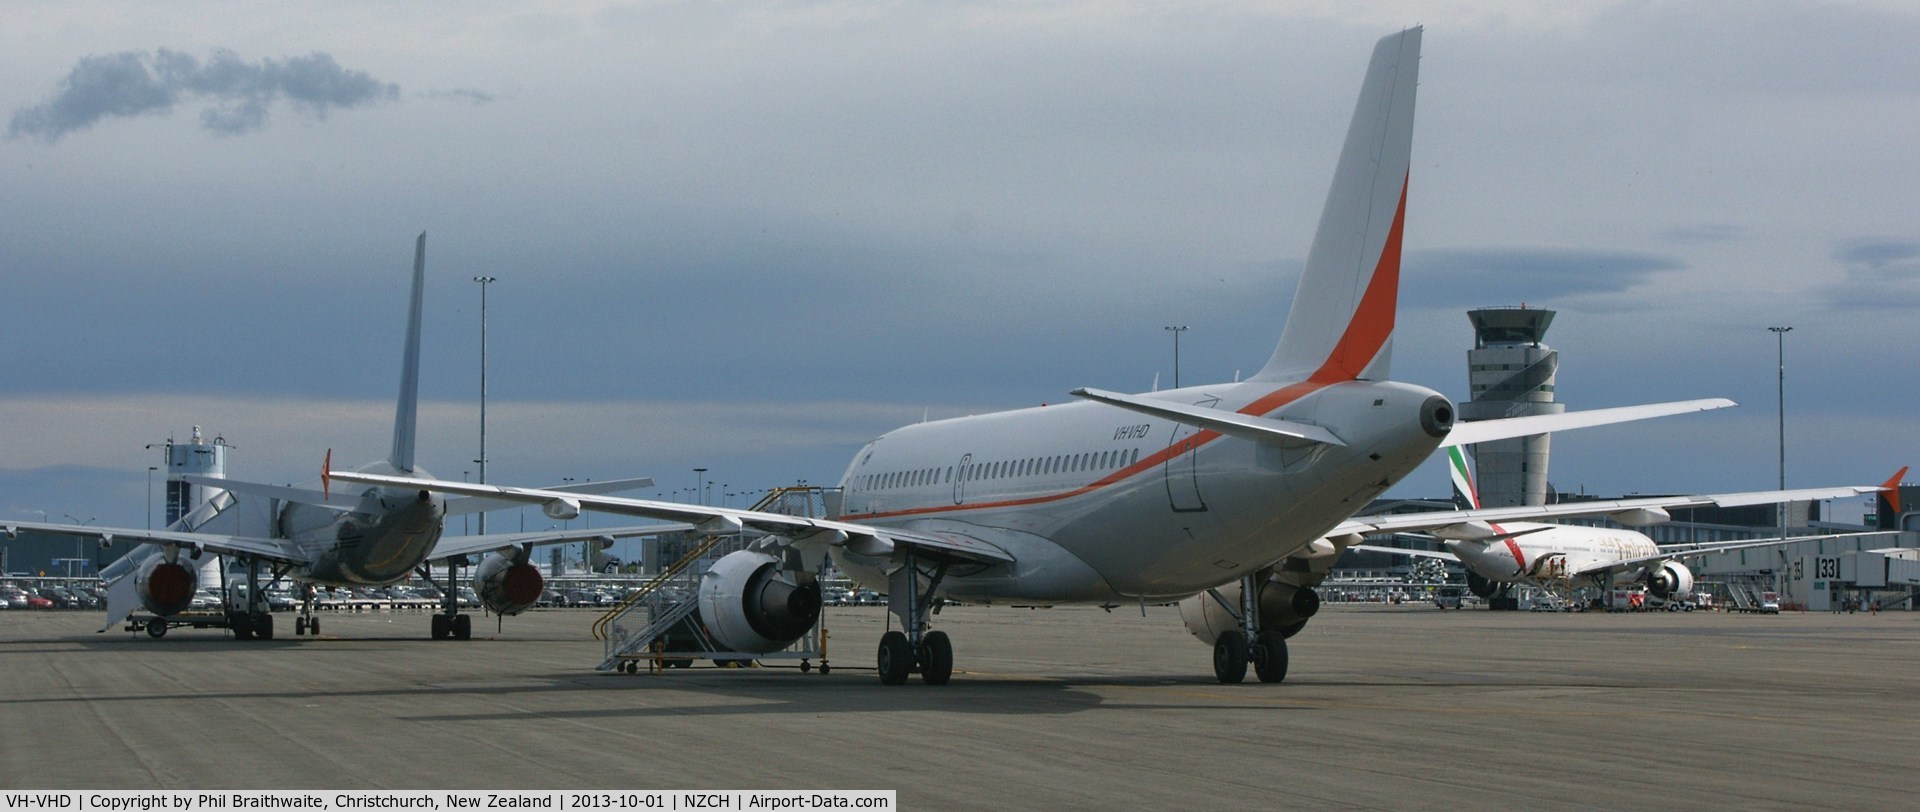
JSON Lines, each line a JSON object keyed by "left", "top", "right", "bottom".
{"left": 1179, "top": 576, "right": 1320, "bottom": 645}
{"left": 473, "top": 550, "right": 545, "bottom": 616}
{"left": 134, "top": 555, "right": 200, "bottom": 617}
{"left": 1646, "top": 561, "right": 1694, "bottom": 601}
{"left": 1465, "top": 570, "right": 1498, "bottom": 599}
{"left": 695, "top": 550, "right": 822, "bottom": 654}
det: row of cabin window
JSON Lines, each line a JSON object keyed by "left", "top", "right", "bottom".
{"left": 861, "top": 448, "right": 1143, "bottom": 491}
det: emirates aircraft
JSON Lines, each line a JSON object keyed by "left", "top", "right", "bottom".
{"left": 4, "top": 234, "right": 662, "bottom": 640}
{"left": 332, "top": 28, "right": 1850, "bottom": 684}
{"left": 1351, "top": 447, "right": 1902, "bottom": 607}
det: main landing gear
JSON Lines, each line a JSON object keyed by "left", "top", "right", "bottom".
{"left": 1207, "top": 573, "right": 1290, "bottom": 685}
{"left": 293, "top": 585, "right": 320, "bottom": 636}
{"left": 228, "top": 556, "right": 277, "bottom": 641}
{"left": 877, "top": 549, "right": 953, "bottom": 685}
{"left": 420, "top": 557, "right": 473, "bottom": 640}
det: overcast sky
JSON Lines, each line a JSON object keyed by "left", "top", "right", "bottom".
{"left": 3, "top": 1, "right": 1915, "bottom": 533}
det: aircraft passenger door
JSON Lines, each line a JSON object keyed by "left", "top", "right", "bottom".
{"left": 1164, "top": 397, "right": 1216, "bottom": 513}
{"left": 952, "top": 453, "right": 972, "bottom": 505}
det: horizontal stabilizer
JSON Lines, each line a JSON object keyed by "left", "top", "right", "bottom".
{"left": 1441, "top": 398, "right": 1735, "bottom": 447}
{"left": 184, "top": 475, "right": 357, "bottom": 510}
{"left": 1070, "top": 387, "right": 1345, "bottom": 446}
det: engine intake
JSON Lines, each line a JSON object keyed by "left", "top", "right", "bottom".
{"left": 1179, "top": 574, "right": 1320, "bottom": 645}
{"left": 696, "top": 550, "right": 823, "bottom": 654}
{"left": 136, "top": 557, "right": 199, "bottom": 617}
{"left": 1647, "top": 561, "right": 1694, "bottom": 601}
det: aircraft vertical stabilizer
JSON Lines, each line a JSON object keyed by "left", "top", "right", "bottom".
{"left": 1446, "top": 446, "right": 1482, "bottom": 510}
{"left": 390, "top": 232, "right": 426, "bottom": 473}
{"left": 1252, "top": 27, "right": 1420, "bottom": 384}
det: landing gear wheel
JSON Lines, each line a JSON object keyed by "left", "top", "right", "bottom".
{"left": 920, "top": 630, "right": 953, "bottom": 685}
{"left": 1213, "top": 631, "right": 1249, "bottom": 684}
{"left": 819, "top": 663, "right": 832, "bottom": 675}
{"left": 146, "top": 618, "right": 168, "bottom": 639}
{"left": 452, "top": 614, "right": 472, "bottom": 640}
{"left": 877, "top": 631, "right": 913, "bottom": 685}
{"left": 308, "top": 617, "right": 320, "bottom": 636}
{"left": 294, "top": 617, "right": 307, "bottom": 636}
{"left": 431, "top": 613, "right": 450, "bottom": 640}
{"left": 254, "top": 613, "right": 274, "bottom": 641}
{"left": 800, "top": 660, "right": 812, "bottom": 674}
{"left": 232, "top": 613, "right": 255, "bottom": 641}
{"left": 1252, "top": 631, "right": 1288, "bottom": 683}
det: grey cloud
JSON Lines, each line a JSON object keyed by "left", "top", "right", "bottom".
{"left": 1402, "top": 247, "right": 1685, "bottom": 309}
{"left": 422, "top": 88, "right": 496, "bottom": 105}
{"left": 1661, "top": 224, "right": 1746, "bottom": 245}
{"left": 1821, "top": 237, "right": 1920, "bottom": 310}
{"left": 9, "top": 49, "right": 398, "bottom": 143}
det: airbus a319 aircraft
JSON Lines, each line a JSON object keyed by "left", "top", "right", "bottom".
{"left": 331, "top": 28, "right": 1880, "bottom": 684}
{"left": 5, "top": 234, "right": 667, "bottom": 641}
{"left": 1350, "top": 447, "right": 1902, "bottom": 607}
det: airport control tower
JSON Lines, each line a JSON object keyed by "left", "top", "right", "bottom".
{"left": 157, "top": 426, "right": 230, "bottom": 526}
{"left": 1462, "top": 307, "right": 1565, "bottom": 507}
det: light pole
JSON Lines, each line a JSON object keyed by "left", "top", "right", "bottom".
{"left": 474, "top": 275, "right": 497, "bottom": 534}
{"left": 1164, "top": 325, "right": 1189, "bottom": 388}
{"left": 694, "top": 468, "right": 708, "bottom": 506}
{"left": 1768, "top": 325, "right": 1792, "bottom": 594}
{"left": 147, "top": 466, "right": 158, "bottom": 530}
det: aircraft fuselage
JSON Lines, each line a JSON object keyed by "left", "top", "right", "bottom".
{"left": 279, "top": 464, "right": 446, "bottom": 587}
{"left": 834, "top": 378, "right": 1452, "bottom": 602}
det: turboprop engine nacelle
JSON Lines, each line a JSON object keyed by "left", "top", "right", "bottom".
{"left": 696, "top": 550, "right": 822, "bottom": 654}
{"left": 1647, "top": 561, "right": 1694, "bottom": 601}
{"left": 474, "top": 549, "right": 545, "bottom": 616}
{"left": 1179, "top": 575, "right": 1320, "bottom": 645}
{"left": 134, "top": 554, "right": 200, "bottom": 617}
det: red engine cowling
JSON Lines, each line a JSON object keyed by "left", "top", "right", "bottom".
{"left": 474, "top": 551, "right": 544, "bottom": 616}
{"left": 1647, "top": 561, "right": 1694, "bottom": 601}
{"left": 135, "top": 556, "right": 200, "bottom": 617}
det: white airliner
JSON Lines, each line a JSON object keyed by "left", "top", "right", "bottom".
{"left": 329, "top": 29, "right": 1867, "bottom": 684}
{"left": 1350, "top": 447, "right": 1902, "bottom": 607}
{"left": 3, "top": 234, "right": 668, "bottom": 640}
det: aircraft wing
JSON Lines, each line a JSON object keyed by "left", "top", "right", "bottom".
{"left": 426, "top": 523, "right": 695, "bottom": 560}
{"left": 444, "top": 476, "right": 658, "bottom": 517}
{"left": 1331, "top": 480, "right": 1889, "bottom": 538}
{"left": 328, "top": 471, "right": 1016, "bottom": 566}
{"left": 1439, "top": 398, "right": 1735, "bottom": 448}
{"left": 1564, "top": 531, "right": 1891, "bottom": 580}
{"left": 1, "top": 520, "right": 309, "bottom": 568}
{"left": 1350, "top": 544, "right": 1457, "bottom": 561}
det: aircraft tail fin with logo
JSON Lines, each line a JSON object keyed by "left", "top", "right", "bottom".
{"left": 1446, "top": 446, "right": 1482, "bottom": 511}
